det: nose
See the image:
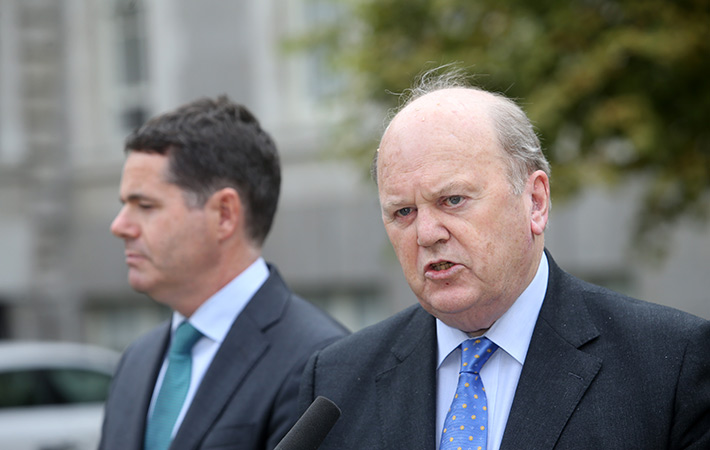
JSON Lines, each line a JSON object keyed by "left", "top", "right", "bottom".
{"left": 110, "top": 206, "right": 138, "bottom": 239}
{"left": 415, "top": 208, "right": 449, "bottom": 247}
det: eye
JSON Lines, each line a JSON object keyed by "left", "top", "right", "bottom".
{"left": 443, "top": 196, "right": 464, "bottom": 206}
{"left": 396, "top": 207, "right": 413, "bottom": 217}
{"left": 138, "top": 202, "right": 154, "bottom": 210}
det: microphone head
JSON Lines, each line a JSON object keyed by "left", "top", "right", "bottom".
{"left": 274, "top": 396, "right": 341, "bottom": 450}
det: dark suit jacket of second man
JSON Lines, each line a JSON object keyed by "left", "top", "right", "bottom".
{"left": 100, "top": 265, "right": 348, "bottom": 450}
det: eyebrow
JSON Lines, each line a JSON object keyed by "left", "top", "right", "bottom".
{"left": 431, "top": 180, "right": 474, "bottom": 197}
{"left": 381, "top": 180, "right": 475, "bottom": 211}
{"left": 380, "top": 198, "right": 410, "bottom": 212}
{"left": 120, "top": 193, "right": 157, "bottom": 204}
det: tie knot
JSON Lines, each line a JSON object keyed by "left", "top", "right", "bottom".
{"left": 170, "top": 321, "right": 202, "bottom": 356}
{"left": 460, "top": 337, "right": 498, "bottom": 374}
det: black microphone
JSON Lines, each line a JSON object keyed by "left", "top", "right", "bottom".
{"left": 274, "top": 396, "right": 341, "bottom": 450}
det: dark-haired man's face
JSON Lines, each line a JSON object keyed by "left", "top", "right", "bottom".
{"left": 110, "top": 152, "right": 220, "bottom": 309}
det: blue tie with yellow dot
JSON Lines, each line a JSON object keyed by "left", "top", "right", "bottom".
{"left": 440, "top": 337, "right": 499, "bottom": 450}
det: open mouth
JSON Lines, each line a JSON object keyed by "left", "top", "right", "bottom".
{"left": 430, "top": 261, "right": 454, "bottom": 271}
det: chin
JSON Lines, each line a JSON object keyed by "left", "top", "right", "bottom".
{"left": 434, "top": 308, "right": 493, "bottom": 333}
{"left": 421, "top": 297, "right": 474, "bottom": 319}
{"left": 127, "top": 275, "right": 153, "bottom": 295}
{"left": 424, "top": 286, "right": 480, "bottom": 310}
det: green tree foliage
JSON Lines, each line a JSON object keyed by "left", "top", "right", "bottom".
{"left": 300, "top": 0, "right": 710, "bottom": 256}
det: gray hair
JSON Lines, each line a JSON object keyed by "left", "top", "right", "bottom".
{"left": 372, "top": 66, "right": 551, "bottom": 196}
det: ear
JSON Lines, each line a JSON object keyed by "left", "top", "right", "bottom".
{"left": 528, "top": 170, "right": 550, "bottom": 236}
{"left": 205, "top": 187, "right": 243, "bottom": 242}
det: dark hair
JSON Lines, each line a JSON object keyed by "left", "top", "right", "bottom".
{"left": 125, "top": 95, "right": 281, "bottom": 246}
{"left": 372, "top": 66, "right": 550, "bottom": 195}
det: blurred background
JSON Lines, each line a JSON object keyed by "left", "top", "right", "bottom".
{"left": 1, "top": 0, "right": 708, "bottom": 446}
{"left": 1, "top": 0, "right": 709, "bottom": 371}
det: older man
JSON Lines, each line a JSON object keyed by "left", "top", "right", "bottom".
{"left": 299, "top": 73, "right": 710, "bottom": 449}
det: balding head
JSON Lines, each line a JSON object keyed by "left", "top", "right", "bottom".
{"left": 373, "top": 86, "right": 550, "bottom": 197}
{"left": 374, "top": 83, "right": 551, "bottom": 333}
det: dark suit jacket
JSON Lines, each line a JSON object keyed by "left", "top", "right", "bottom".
{"left": 100, "top": 265, "right": 348, "bottom": 450}
{"left": 299, "top": 252, "right": 710, "bottom": 449}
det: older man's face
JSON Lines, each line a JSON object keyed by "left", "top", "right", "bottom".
{"left": 377, "top": 89, "right": 547, "bottom": 333}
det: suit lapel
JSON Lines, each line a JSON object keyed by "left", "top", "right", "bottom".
{"left": 500, "top": 253, "right": 602, "bottom": 450}
{"left": 499, "top": 320, "right": 601, "bottom": 449}
{"left": 124, "top": 324, "right": 170, "bottom": 449}
{"left": 170, "top": 267, "right": 287, "bottom": 449}
{"left": 375, "top": 307, "right": 438, "bottom": 449}
{"left": 172, "top": 314, "right": 268, "bottom": 449}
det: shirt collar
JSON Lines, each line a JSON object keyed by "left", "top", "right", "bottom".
{"left": 437, "top": 252, "right": 549, "bottom": 368}
{"left": 171, "top": 257, "right": 270, "bottom": 344}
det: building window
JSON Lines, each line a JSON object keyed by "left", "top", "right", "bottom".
{"left": 112, "top": 0, "right": 149, "bottom": 133}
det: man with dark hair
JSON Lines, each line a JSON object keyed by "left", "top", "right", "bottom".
{"left": 100, "top": 96, "right": 347, "bottom": 450}
{"left": 299, "top": 71, "right": 710, "bottom": 449}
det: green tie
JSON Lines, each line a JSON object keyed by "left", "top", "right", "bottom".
{"left": 144, "top": 321, "right": 203, "bottom": 450}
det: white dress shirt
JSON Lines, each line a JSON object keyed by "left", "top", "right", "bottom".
{"left": 435, "top": 253, "right": 548, "bottom": 450}
{"left": 147, "top": 257, "right": 270, "bottom": 437}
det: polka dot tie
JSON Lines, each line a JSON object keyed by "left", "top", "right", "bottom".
{"left": 439, "top": 337, "right": 498, "bottom": 450}
{"left": 144, "top": 321, "right": 203, "bottom": 450}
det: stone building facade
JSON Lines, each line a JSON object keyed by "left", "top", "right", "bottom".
{"left": 1, "top": 0, "right": 707, "bottom": 350}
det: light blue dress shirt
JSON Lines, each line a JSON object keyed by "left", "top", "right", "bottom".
{"left": 435, "top": 253, "right": 549, "bottom": 450}
{"left": 147, "top": 257, "right": 270, "bottom": 437}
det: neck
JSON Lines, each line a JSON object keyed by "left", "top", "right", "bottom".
{"left": 169, "top": 246, "right": 262, "bottom": 317}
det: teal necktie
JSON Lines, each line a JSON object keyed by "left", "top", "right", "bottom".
{"left": 144, "top": 321, "right": 203, "bottom": 450}
{"left": 440, "top": 337, "right": 499, "bottom": 450}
